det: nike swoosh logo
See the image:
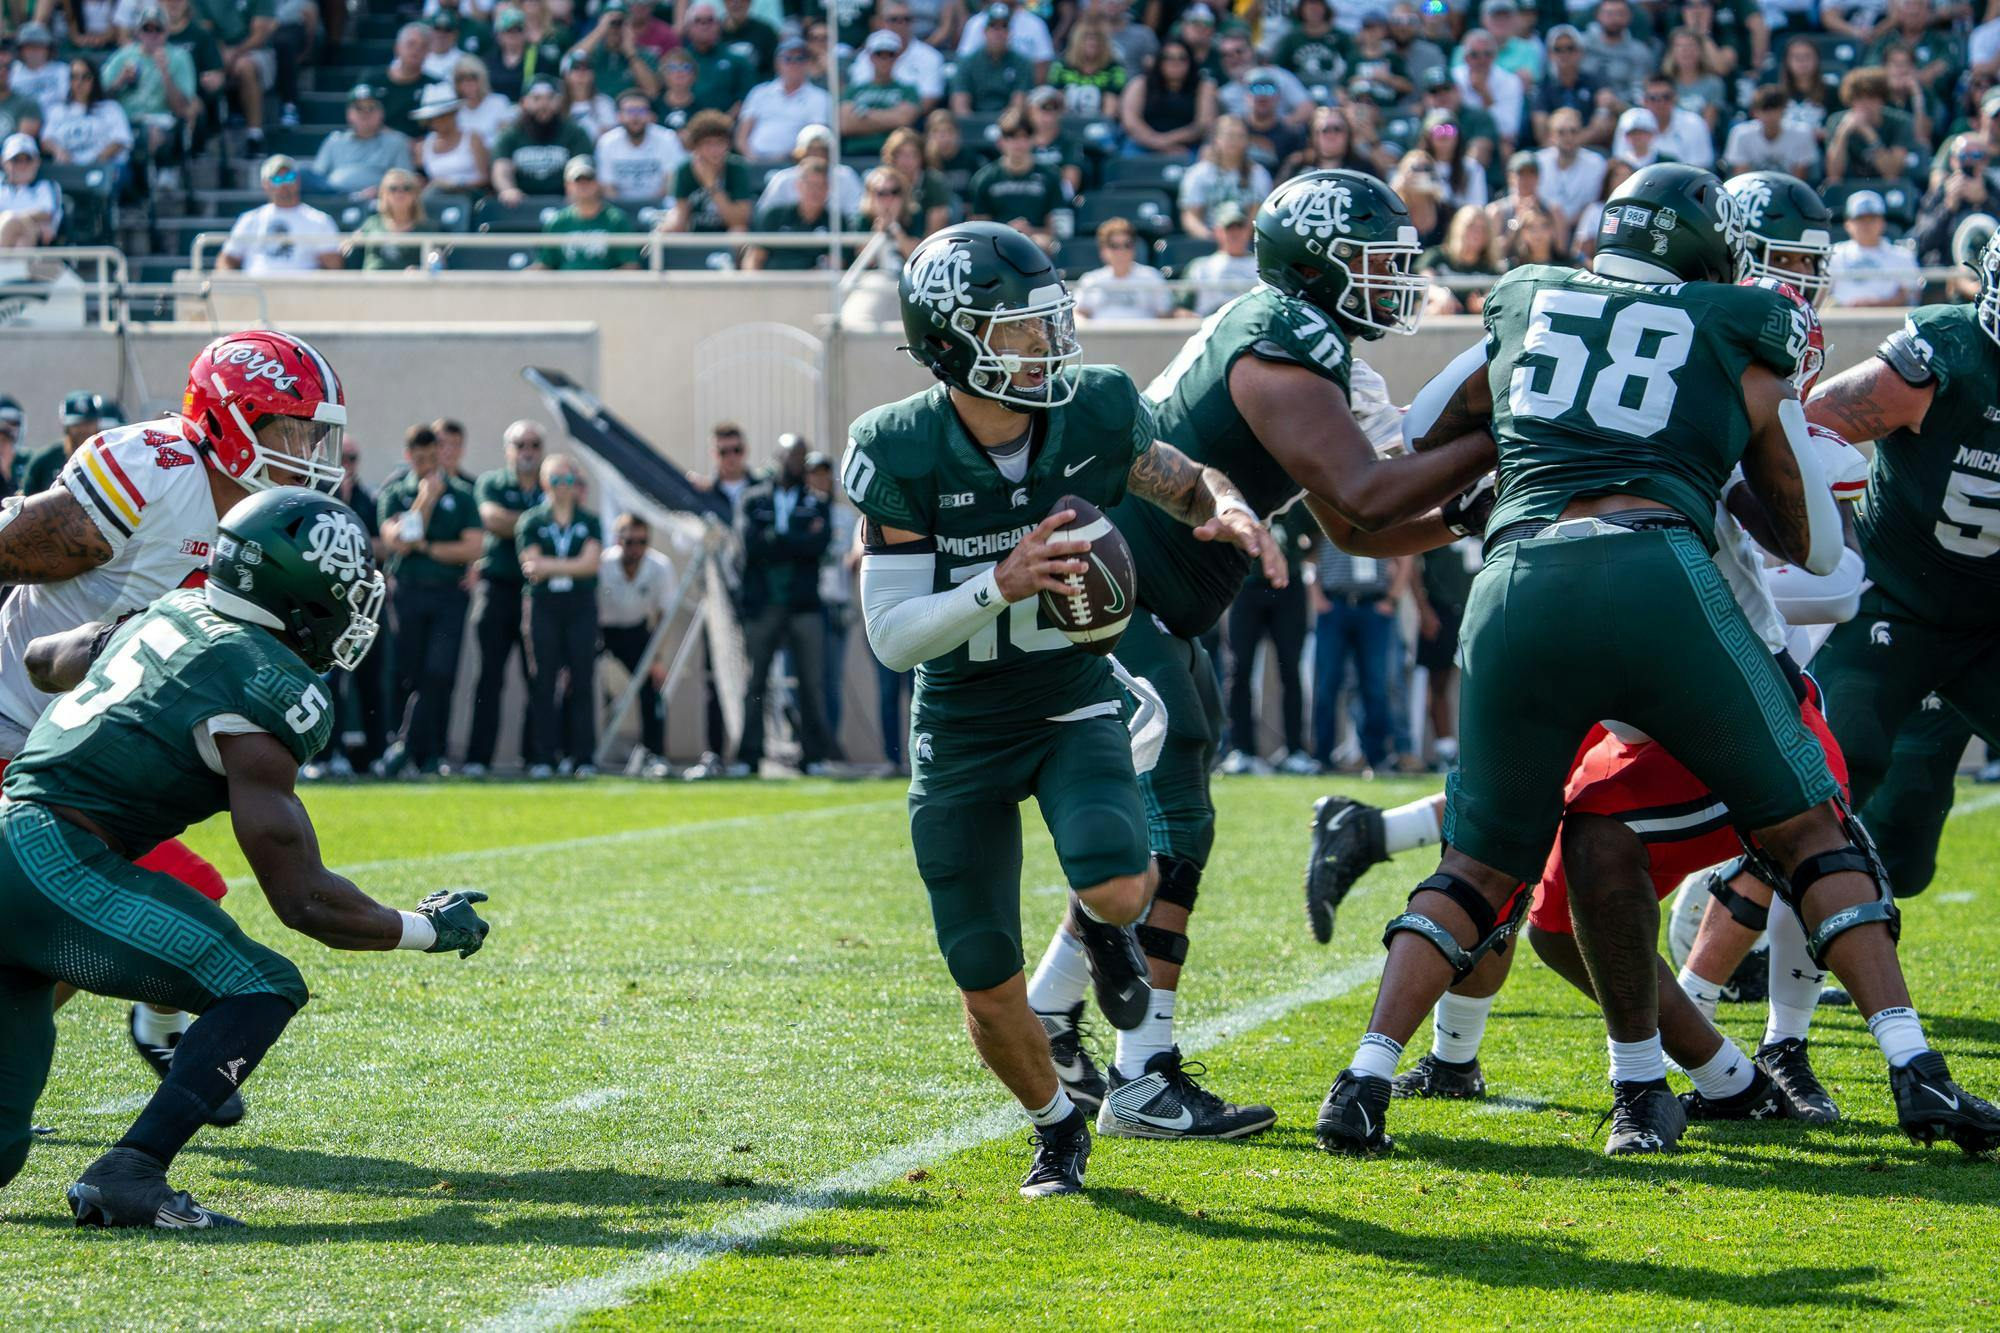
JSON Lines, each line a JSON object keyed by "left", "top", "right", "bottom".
{"left": 1063, "top": 457, "right": 1095, "bottom": 477}
{"left": 1356, "top": 1106, "right": 1372, "bottom": 1135}
{"left": 1926, "top": 1084, "right": 1961, "bottom": 1111}
{"left": 1126, "top": 1104, "right": 1195, "bottom": 1131}
{"left": 1052, "top": 1058, "right": 1088, "bottom": 1079}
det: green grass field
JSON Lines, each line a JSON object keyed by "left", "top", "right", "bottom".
{"left": 4, "top": 775, "right": 1998, "bottom": 1330}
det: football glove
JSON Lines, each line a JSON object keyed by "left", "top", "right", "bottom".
{"left": 416, "top": 889, "right": 490, "bottom": 958}
{"left": 1441, "top": 473, "right": 1496, "bottom": 539}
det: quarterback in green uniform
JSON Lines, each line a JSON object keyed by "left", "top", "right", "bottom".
{"left": 0, "top": 488, "right": 490, "bottom": 1229}
{"left": 1022, "top": 170, "right": 1495, "bottom": 1142}
{"left": 1316, "top": 164, "right": 2000, "bottom": 1159}
{"left": 844, "top": 221, "right": 1276, "bottom": 1196}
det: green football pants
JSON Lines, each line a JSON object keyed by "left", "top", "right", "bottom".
{"left": 1114, "top": 611, "right": 1224, "bottom": 869}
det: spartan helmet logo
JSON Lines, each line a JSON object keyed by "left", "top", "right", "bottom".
{"left": 1281, "top": 178, "right": 1355, "bottom": 240}
{"left": 1736, "top": 178, "right": 1774, "bottom": 230}
{"left": 907, "top": 242, "right": 973, "bottom": 316}
{"left": 303, "top": 510, "right": 371, "bottom": 583}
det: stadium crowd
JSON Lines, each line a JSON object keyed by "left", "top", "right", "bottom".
{"left": 4, "top": 0, "right": 2000, "bottom": 292}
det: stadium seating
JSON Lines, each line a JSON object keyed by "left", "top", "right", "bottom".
{"left": 474, "top": 195, "right": 567, "bottom": 233}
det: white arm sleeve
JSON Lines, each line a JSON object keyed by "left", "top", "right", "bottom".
{"left": 860, "top": 550, "right": 1008, "bottom": 673}
{"left": 1777, "top": 396, "right": 1846, "bottom": 576}
{"left": 1768, "top": 547, "right": 1866, "bottom": 626}
{"left": 1403, "top": 339, "right": 1490, "bottom": 450}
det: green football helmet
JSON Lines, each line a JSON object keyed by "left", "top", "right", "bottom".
{"left": 1595, "top": 162, "right": 1746, "bottom": 285}
{"left": 1975, "top": 227, "right": 2000, "bottom": 351}
{"left": 899, "top": 221, "right": 1080, "bottom": 409}
{"left": 1254, "top": 169, "right": 1426, "bottom": 338}
{"left": 1725, "top": 171, "right": 1834, "bottom": 307}
{"left": 206, "top": 486, "right": 384, "bottom": 672}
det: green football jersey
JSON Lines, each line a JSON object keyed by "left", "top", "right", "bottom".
{"left": 1483, "top": 264, "right": 1805, "bottom": 549}
{"left": 3, "top": 589, "right": 333, "bottom": 856}
{"left": 1863, "top": 304, "right": 2000, "bottom": 629}
{"left": 1113, "top": 285, "right": 1352, "bottom": 638}
{"left": 841, "top": 364, "right": 1153, "bottom": 728}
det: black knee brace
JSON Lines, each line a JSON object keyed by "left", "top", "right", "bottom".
{"left": 1382, "top": 873, "right": 1526, "bottom": 985}
{"left": 1704, "top": 855, "right": 1772, "bottom": 932}
{"left": 1136, "top": 923, "right": 1190, "bottom": 965}
{"left": 1153, "top": 856, "right": 1200, "bottom": 913}
{"left": 1741, "top": 797, "right": 1900, "bottom": 969}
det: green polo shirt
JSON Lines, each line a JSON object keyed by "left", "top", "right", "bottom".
{"left": 377, "top": 471, "right": 480, "bottom": 586}
{"left": 474, "top": 466, "right": 542, "bottom": 584}
{"left": 516, "top": 501, "right": 602, "bottom": 597}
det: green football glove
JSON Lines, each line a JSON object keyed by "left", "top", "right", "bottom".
{"left": 416, "top": 889, "right": 490, "bottom": 958}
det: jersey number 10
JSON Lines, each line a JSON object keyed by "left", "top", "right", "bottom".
{"left": 1510, "top": 290, "right": 1695, "bottom": 437}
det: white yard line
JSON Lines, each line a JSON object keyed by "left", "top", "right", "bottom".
{"left": 1947, "top": 788, "right": 2000, "bottom": 820}
{"left": 477, "top": 957, "right": 1385, "bottom": 1333}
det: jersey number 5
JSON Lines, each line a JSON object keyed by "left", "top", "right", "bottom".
{"left": 1509, "top": 290, "right": 1695, "bottom": 437}
{"left": 49, "top": 620, "right": 191, "bottom": 731}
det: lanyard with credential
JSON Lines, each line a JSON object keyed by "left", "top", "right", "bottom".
{"left": 546, "top": 516, "right": 579, "bottom": 593}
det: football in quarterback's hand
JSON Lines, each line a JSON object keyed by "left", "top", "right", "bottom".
{"left": 1038, "top": 495, "right": 1135, "bottom": 656}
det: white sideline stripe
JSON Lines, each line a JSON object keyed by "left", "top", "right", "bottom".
{"left": 477, "top": 957, "right": 1385, "bottom": 1333}
{"left": 1476, "top": 1095, "right": 1547, "bottom": 1115}
{"left": 551, "top": 1088, "right": 632, "bottom": 1114}
{"left": 1936, "top": 891, "right": 1976, "bottom": 905}
{"left": 82, "top": 1093, "right": 151, "bottom": 1115}
{"left": 1947, "top": 788, "right": 2000, "bottom": 820}
{"left": 220, "top": 798, "right": 905, "bottom": 890}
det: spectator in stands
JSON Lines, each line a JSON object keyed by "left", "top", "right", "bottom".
{"left": 571, "top": 0, "right": 662, "bottom": 100}
{"left": 1534, "top": 107, "right": 1606, "bottom": 229}
{"left": 1581, "top": 0, "right": 1651, "bottom": 107}
{"left": 1273, "top": 0, "right": 1344, "bottom": 92}
{"left": 1076, "top": 216, "right": 1172, "bottom": 319}
{"left": 1387, "top": 3, "right": 1448, "bottom": 97}
{"left": 1776, "top": 36, "right": 1835, "bottom": 141}
{"left": 1662, "top": 26, "right": 1728, "bottom": 134}
{"left": 1533, "top": 23, "right": 1615, "bottom": 148}
{"left": 41, "top": 58, "right": 133, "bottom": 176}
{"left": 923, "top": 104, "right": 981, "bottom": 179}
{"left": 1571, "top": 154, "right": 1633, "bottom": 259}
{"left": 652, "top": 47, "right": 703, "bottom": 133}
{"left": 1422, "top": 110, "right": 1488, "bottom": 206}
{"left": 734, "top": 433, "right": 832, "bottom": 777}
{"left": 562, "top": 53, "right": 619, "bottom": 140}
{"left": 1615, "top": 74, "right": 1712, "bottom": 167}
{"left": 854, "top": 162, "right": 919, "bottom": 260}
{"left": 1419, "top": 205, "right": 1500, "bottom": 315}
{"left": 464, "top": 420, "right": 543, "bottom": 778}
{"left": 662, "top": 108, "right": 751, "bottom": 231}
{"left": 1826, "top": 67, "right": 1917, "bottom": 186}
{"left": 492, "top": 75, "right": 593, "bottom": 203}
{"left": 957, "top": 0, "right": 1053, "bottom": 78}
{"left": 843, "top": 30, "right": 923, "bottom": 158}
{"left": 1215, "top": 37, "right": 1311, "bottom": 125}
{"left": 595, "top": 86, "right": 685, "bottom": 202}
{"left": 758, "top": 123, "right": 864, "bottom": 216}
{"left": 1024, "top": 84, "right": 1083, "bottom": 194}
{"left": 1345, "top": 15, "right": 1411, "bottom": 108}
{"left": 719, "top": 0, "right": 779, "bottom": 80}
{"left": 1389, "top": 151, "right": 1449, "bottom": 248}
{"left": 1454, "top": 27, "right": 1525, "bottom": 152}
{"left": 678, "top": 1, "right": 751, "bottom": 120}
{"left": 1183, "top": 199, "right": 1257, "bottom": 316}
{"left": 1175, "top": 3, "right": 1222, "bottom": 78}
{"left": 1281, "top": 105, "right": 1372, "bottom": 180}
{"left": 967, "top": 107, "right": 1066, "bottom": 249}
{"left": 598, "top": 512, "right": 674, "bottom": 771}
{"left": 1503, "top": 197, "right": 1566, "bottom": 265}
{"left": 848, "top": 1, "right": 948, "bottom": 111}
{"left": 883, "top": 126, "right": 954, "bottom": 235}
{"left": 1486, "top": 149, "right": 1546, "bottom": 233}
{"left": 736, "top": 36, "right": 832, "bottom": 164}
{"left": 217, "top": 154, "right": 340, "bottom": 272}
{"left": 1240, "top": 74, "right": 1305, "bottom": 166}
{"left": 1086, "top": 0, "right": 1154, "bottom": 76}
{"left": 949, "top": 2, "right": 1033, "bottom": 114}
{"left": 1870, "top": 0, "right": 1959, "bottom": 102}
{"left": 413, "top": 83, "right": 491, "bottom": 194}
{"left": 0, "top": 38, "right": 46, "bottom": 144}
{"left": 1120, "top": 37, "right": 1214, "bottom": 160}
{"left": 1614, "top": 105, "right": 1661, "bottom": 166}
{"left": 0, "top": 134, "right": 59, "bottom": 245}
{"left": 304, "top": 83, "right": 411, "bottom": 199}
{"left": 1912, "top": 133, "right": 1991, "bottom": 267}
{"left": 746, "top": 157, "right": 847, "bottom": 269}
{"left": 454, "top": 56, "right": 517, "bottom": 147}
{"left": 1723, "top": 83, "right": 1819, "bottom": 177}
{"left": 1882, "top": 44, "right": 1936, "bottom": 156}
{"left": 379, "top": 22, "right": 432, "bottom": 137}
{"left": 485, "top": 9, "right": 552, "bottom": 102}
{"left": 10, "top": 26, "right": 67, "bottom": 122}
{"left": 1178, "top": 114, "right": 1271, "bottom": 240}
{"left": 537, "top": 156, "right": 643, "bottom": 268}
{"left": 424, "top": 10, "right": 470, "bottom": 82}
{"left": 376, "top": 424, "right": 483, "bottom": 779}
{"left": 202, "top": 0, "right": 279, "bottom": 150}
{"left": 1420, "top": 74, "right": 1498, "bottom": 183}
{"left": 1311, "top": 544, "right": 1403, "bottom": 774}
{"left": 1049, "top": 17, "right": 1125, "bottom": 119}
{"left": 347, "top": 167, "right": 432, "bottom": 270}
{"left": 517, "top": 452, "right": 604, "bottom": 779}
{"left": 1828, "top": 189, "right": 1922, "bottom": 307}
{"left": 103, "top": 5, "right": 195, "bottom": 160}
{"left": 1484, "top": 0, "right": 1545, "bottom": 82}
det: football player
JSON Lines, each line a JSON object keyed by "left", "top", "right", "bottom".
{"left": 1022, "top": 170, "right": 1495, "bottom": 1142}
{"left": 0, "top": 329, "right": 348, "bottom": 1128}
{"left": 843, "top": 222, "right": 1276, "bottom": 1196}
{"left": 1314, "top": 164, "right": 2000, "bottom": 1159}
{"left": 0, "top": 487, "right": 489, "bottom": 1229}
{"left": 1726, "top": 170, "right": 1835, "bottom": 307}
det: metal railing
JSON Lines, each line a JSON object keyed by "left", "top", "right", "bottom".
{"left": 0, "top": 246, "right": 127, "bottom": 329}
{"left": 186, "top": 227, "right": 890, "bottom": 275}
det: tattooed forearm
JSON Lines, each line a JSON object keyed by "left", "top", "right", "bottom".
{"left": 1127, "top": 441, "right": 1239, "bottom": 527}
{"left": 0, "top": 490, "right": 116, "bottom": 584}
{"left": 1410, "top": 373, "right": 1487, "bottom": 454}
{"left": 1808, "top": 374, "right": 1896, "bottom": 445}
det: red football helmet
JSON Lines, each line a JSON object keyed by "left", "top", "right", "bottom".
{"left": 1738, "top": 275, "right": 1825, "bottom": 396}
{"left": 183, "top": 329, "right": 346, "bottom": 493}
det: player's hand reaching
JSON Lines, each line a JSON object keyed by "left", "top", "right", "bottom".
{"left": 416, "top": 890, "right": 490, "bottom": 958}
{"left": 994, "top": 508, "right": 1090, "bottom": 603}
{"left": 1194, "top": 505, "right": 1287, "bottom": 587}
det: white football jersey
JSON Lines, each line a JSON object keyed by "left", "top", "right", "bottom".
{"left": 0, "top": 416, "right": 220, "bottom": 754}
{"left": 1711, "top": 428, "right": 1871, "bottom": 656}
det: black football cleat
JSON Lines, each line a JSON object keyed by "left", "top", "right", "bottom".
{"left": 1679, "top": 1064, "right": 1785, "bottom": 1121}
{"left": 1038, "top": 1004, "right": 1107, "bottom": 1115}
{"left": 1602, "top": 1078, "right": 1687, "bottom": 1155}
{"left": 1718, "top": 943, "right": 1771, "bottom": 1005}
{"left": 129, "top": 1006, "right": 244, "bottom": 1127}
{"left": 1391, "top": 1051, "right": 1487, "bottom": 1100}
{"left": 1305, "top": 797, "right": 1388, "bottom": 944}
{"left": 1755, "top": 1037, "right": 1840, "bottom": 1123}
{"left": 1891, "top": 1051, "right": 2000, "bottom": 1155}
{"left": 68, "top": 1147, "right": 243, "bottom": 1230}
{"left": 1066, "top": 899, "right": 1151, "bottom": 1031}
{"left": 1818, "top": 985, "right": 1852, "bottom": 1008}
{"left": 1315, "top": 1069, "right": 1394, "bottom": 1156}
{"left": 1098, "top": 1047, "right": 1275, "bottom": 1140}
{"left": 1019, "top": 1111, "right": 1091, "bottom": 1198}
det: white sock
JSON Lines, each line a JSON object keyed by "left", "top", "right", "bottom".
{"left": 1026, "top": 1088, "right": 1078, "bottom": 1127}
{"left": 1675, "top": 964, "right": 1723, "bottom": 1023}
{"left": 1431, "top": 992, "right": 1494, "bottom": 1064}
{"left": 1867, "top": 1005, "right": 1929, "bottom": 1068}
{"left": 1381, "top": 798, "right": 1442, "bottom": 855}
{"left": 1607, "top": 1033, "right": 1668, "bottom": 1084}
{"left": 1762, "top": 896, "right": 1821, "bottom": 1047}
{"left": 1349, "top": 1030, "right": 1404, "bottom": 1081}
{"left": 1433, "top": 736, "right": 1458, "bottom": 763}
{"left": 133, "top": 1005, "right": 191, "bottom": 1047}
{"left": 1114, "top": 988, "right": 1176, "bottom": 1079}
{"left": 1687, "top": 1038, "right": 1756, "bottom": 1099}
{"left": 1026, "top": 926, "right": 1090, "bottom": 1018}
